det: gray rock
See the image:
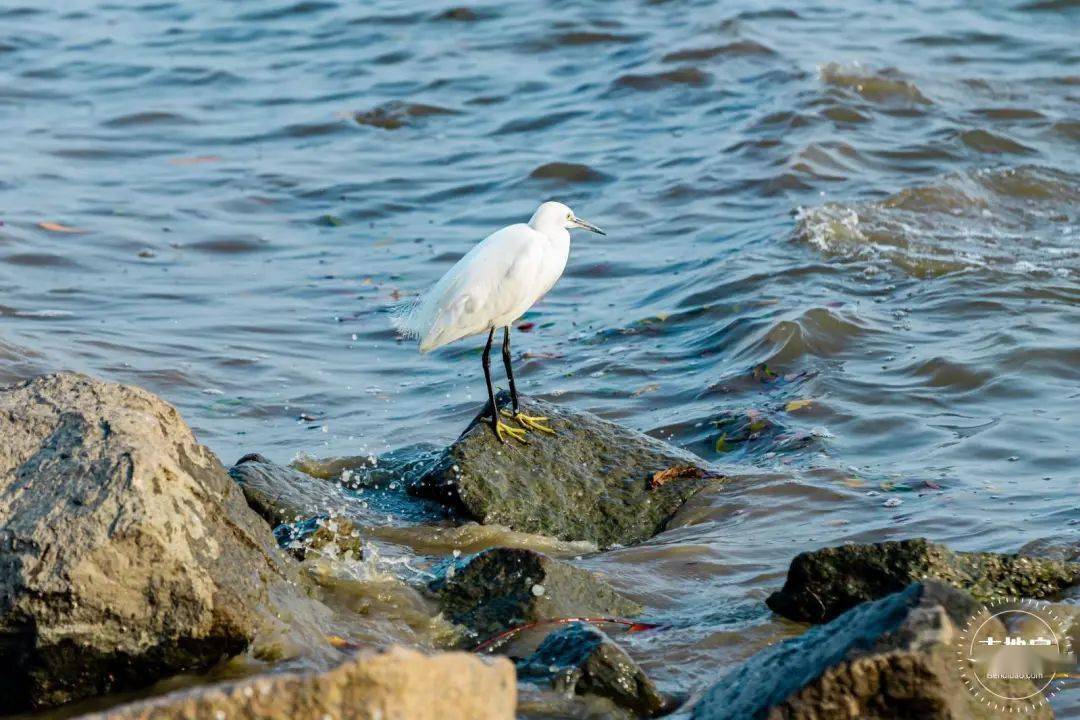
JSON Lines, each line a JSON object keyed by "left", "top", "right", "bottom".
{"left": 694, "top": 581, "right": 1054, "bottom": 720}
{"left": 0, "top": 373, "right": 318, "bottom": 711}
{"left": 429, "top": 547, "right": 643, "bottom": 641}
{"left": 517, "top": 622, "right": 669, "bottom": 717}
{"left": 411, "top": 393, "right": 721, "bottom": 548}
{"left": 767, "top": 537, "right": 1080, "bottom": 623}
{"left": 230, "top": 452, "right": 450, "bottom": 528}
{"left": 231, "top": 453, "right": 350, "bottom": 525}
{"left": 72, "top": 646, "right": 516, "bottom": 720}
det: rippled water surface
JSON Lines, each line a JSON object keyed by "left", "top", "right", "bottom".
{"left": 2, "top": 0, "right": 1078, "bottom": 716}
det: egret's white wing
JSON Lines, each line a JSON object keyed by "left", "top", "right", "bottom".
{"left": 407, "top": 224, "right": 544, "bottom": 352}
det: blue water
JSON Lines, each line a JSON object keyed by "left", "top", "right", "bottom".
{"left": 2, "top": 0, "right": 1078, "bottom": 715}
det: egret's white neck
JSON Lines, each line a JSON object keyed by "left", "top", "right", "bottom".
{"left": 528, "top": 217, "right": 570, "bottom": 242}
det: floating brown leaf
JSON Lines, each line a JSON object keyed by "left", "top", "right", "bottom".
{"left": 649, "top": 465, "right": 718, "bottom": 490}
{"left": 169, "top": 155, "right": 222, "bottom": 165}
{"left": 38, "top": 221, "right": 87, "bottom": 234}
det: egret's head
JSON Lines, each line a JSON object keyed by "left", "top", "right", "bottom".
{"left": 529, "top": 201, "right": 605, "bottom": 235}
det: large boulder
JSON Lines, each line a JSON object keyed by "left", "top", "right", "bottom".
{"left": 517, "top": 622, "right": 669, "bottom": 717}
{"left": 767, "top": 537, "right": 1080, "bottom": 623}
{"left": 411, "top": 393, "right": 721, "bottom": 547}
{"left": 429, "top": 547, "right": 642, "bottom": 642}
{"left": 74, "top": 646, "right": 516, "bottom": 720}
{"left": 0, "top": 373, "right": 320, "bottom": 711}
{"left": 694, "top": 581, "right": 1054, "bottom": 720}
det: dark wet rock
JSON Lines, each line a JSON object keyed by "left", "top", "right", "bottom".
{"left": 274, "top": 515, "right": 363, "bottom": 563}
{"left": 353, "top": 101, "right": 458, "bottom": 129}
{"left": 694, "top": 581, "right": 1053, "bottom": 720}
{"left": 429, "top": 547, "right": 642, "bottom": 641}
{"left": 411, "top": 393, "right": 721, "bottom": 548}
{"left": 0, "top": 373, "right": 319, "bottom": 712}
{"left": 767, "top": 537, "right": 1080, "bottom": 624}
{"left": 231, "top": 452, "right": 352, "bottom": 525}
{"left": 73, "top": 646, "right": 516, "bottom": 720}
{"left": 529, "top": 161, "right": 610, "bottom": 184}
{"left": 517, "top": 623, "right": 668, "bottom": 717}
{"left": 1019, "top": 537, "right": 1080, "bottom": 563}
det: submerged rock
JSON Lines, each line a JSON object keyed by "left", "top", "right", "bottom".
{"left": 73, "top": 646, "right": 516, "bottom": 720}
{"left": 274, "top": 515, "right": 363, "bottom": 563}
{"left": 767, "top": 537, "right": 1080, "bottom": 623}
{"left": 0, "top": 373, "right": 318, "bottom": 711}
{"left": 429, "top": 547, "right": 642, "bottom": 641}
{"left": 412, "top": 393, "right": 720, "bottom": 547}
{"left": 517, "top": 623, "right": 669, "bottom": 717}
{"left": 694, "top": 581, "right": 1053, "bottom": 720}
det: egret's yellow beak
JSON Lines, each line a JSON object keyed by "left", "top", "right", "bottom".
{"left": 572, "top": 216, "right": 605, "bottom": 235}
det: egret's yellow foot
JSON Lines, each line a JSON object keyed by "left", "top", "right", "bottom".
{"left": 502, "top": 409, "right": 556, "bottom": 435}
{"left": 486, "top": 417, "right": 527, "bottom": 444}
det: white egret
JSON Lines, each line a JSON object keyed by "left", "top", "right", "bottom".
{"left": 393, "top": 201, "right": 605, "bottom": 442}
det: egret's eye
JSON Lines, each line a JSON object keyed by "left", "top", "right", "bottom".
{"left": 567, "top": 213, "right": 572, "bottom": 220}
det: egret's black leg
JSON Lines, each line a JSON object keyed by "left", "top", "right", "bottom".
{"left": 501, "top": 325, "right": 519, "bottom": 412}
{"left": 483, "top": 328, "right": 525, "bottom": 443}
{"left": 499, "top": 325, "right": 556, "bottom": 436}
{"left": 482, "top": 328, "right": 497, "bottom": 435}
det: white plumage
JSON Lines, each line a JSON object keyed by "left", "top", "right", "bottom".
{"left": 393, "top": 201, "right": 604, "bottom": 352}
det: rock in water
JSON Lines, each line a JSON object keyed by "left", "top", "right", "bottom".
{"left": 72, "top": 646, "right": 516, "bottom": 720}
{"left": 412, "top": 393, "right": 720, "bottom": 547}
{"left": 230, "top": 452, "right": 351, "bottom": 525}
{"left": 517, "top": 623, "right": 668, "bottom": 717}
{"left": 693, "top": 581, "right": 1054, "bottom": 720}
{"left": 429, "top": 547, "right": 643, "bottom": 641}
{"left": 0, "top": 373, "right": 314, "bottom": 711}
{"left": 767, "top": 537, "right": 1080, "bottom": 623}
{"left": 274, "top": 515, "right": 363, "bottom": 563}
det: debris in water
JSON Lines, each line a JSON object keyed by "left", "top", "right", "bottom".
{"left": 38, "top": 221, "right": 87, "bottom": 234}
{"left": 784, "top": 398, "right": 813, "bottom": 412}
{"left": 649, "top": 465, "right": 719, "bottom": 490}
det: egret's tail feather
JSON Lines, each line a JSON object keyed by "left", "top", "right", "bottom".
{"left": 389, "top": 295, "right": 423, "bottom": 340}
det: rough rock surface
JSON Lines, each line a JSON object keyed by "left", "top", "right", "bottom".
{"left": 429, "top": 547, "right": 643, "bottom": 641}
{"left": 517, "top": 623, "right": 668, "bottom": 717}
{"left": 230, "top": 453, "right": 354, "bottom": 525}
{"left": 767, "top": 537, "right": 1080, "bottom": 623}
{"left": 74, "top": 646, "right": 516, "bottom": 720}
{"left": 0, "top": 373, "right": 314, "bottom": 711}
{"left": 412, "top": 393, "right": 720, "bottom": 547}
{"left": 694, "top": 581, "right": 1054, "bottom": 720}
